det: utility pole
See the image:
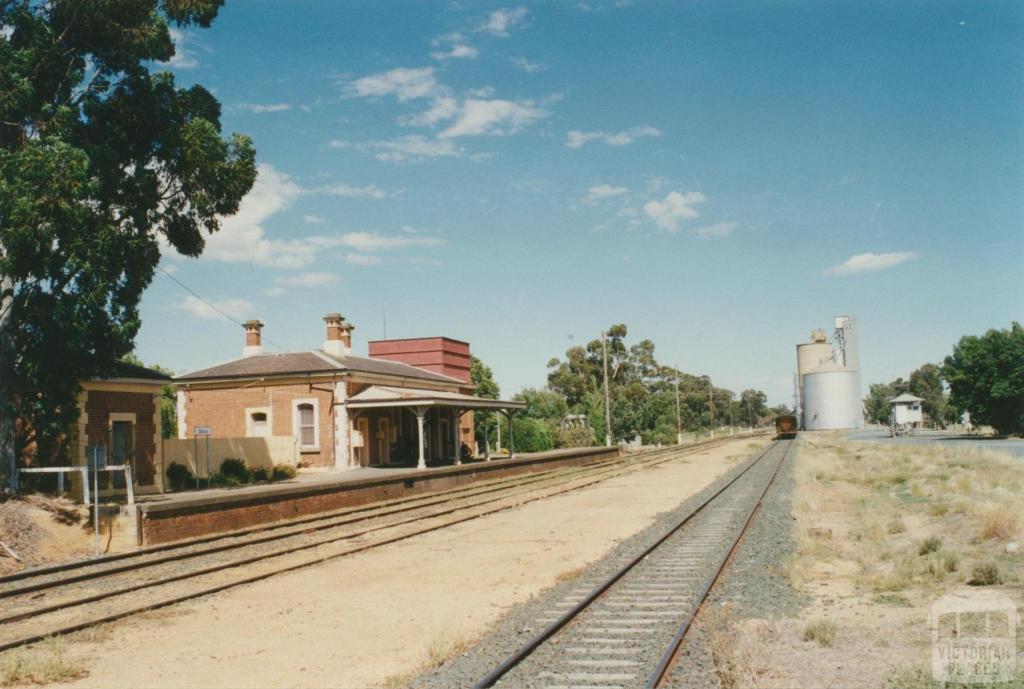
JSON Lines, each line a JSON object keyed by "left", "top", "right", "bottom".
{"left": 675, "top": 367, "right": 682, "bottom": 445}
{"left": 0, "top": 270, "right": 15, "bottom": 494}
{"left": 707, "top": 376, "right": 714, "bottom": 438}
{"left": 602, "top": 331, "right": 612, "bottom": 447}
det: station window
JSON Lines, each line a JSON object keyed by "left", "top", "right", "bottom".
{"left": 293, "top": 399, "right": 319, "bottom": 451}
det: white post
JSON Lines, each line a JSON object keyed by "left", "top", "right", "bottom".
{"left": 415, "top": 407, "right": 427, "bottom": 470}
{"left": 333, "top": 380, "right": 352, "bottom": 470}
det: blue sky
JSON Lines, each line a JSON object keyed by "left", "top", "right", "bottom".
{"left": 136, "top": 1, "right": 1024, "bottom": 405}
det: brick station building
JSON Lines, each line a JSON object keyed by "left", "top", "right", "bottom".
{"left": 174, "top": 314, "right": 524, "bottom": 470}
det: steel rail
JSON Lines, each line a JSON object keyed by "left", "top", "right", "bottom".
{"left": 0, "top": 436, "right": 742, "bottom": 598}
{"left": 1, "top": 433, "right": 757, "bottom": 594}
{"left": 0, "top": 442, "right": 721, "bottom": 625}
{"left": 0, "top": 436, "right": 762, "bottom": 653}
{"left": 1, "top": 435, "right": 746, "bottom": 587}
{"left": 472, "top": 439, "right": 782, "bottom": 689}
{"left": 0, "top": 450, "right": 627, "bottom": 585}
{"left": 644, "top": 438, "right": 792, "bottom": 688}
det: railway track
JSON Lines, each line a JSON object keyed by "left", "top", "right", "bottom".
{"left": 474, "top": 438, "right": 792, "bottom": 689}
{"left": 0, "top": 433, "right": 766, "bottom": 653}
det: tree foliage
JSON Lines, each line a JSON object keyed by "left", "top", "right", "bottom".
{"left": 544, "top": 324, "right": 764, "bottom": 444}
{"left": 0, "top": 1, "right": 255, "bottom": 480}
{"left": 470, "top": 355, "right": 499, "bottom": 449}
{"left": 943, "top": 322, "right": 1024, "bottom": 436}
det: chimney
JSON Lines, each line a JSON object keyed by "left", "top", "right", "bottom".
{"left": 243, "top": 320, "right": 264, "bottom": 357}
{"left": 323, "top": 313, "right": 354, "bottom": 357}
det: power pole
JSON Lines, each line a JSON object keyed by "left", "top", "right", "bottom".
{"left": 602, "top": 331, "right": 612, "bottom": 447}
{"left": 0, "top": 270, "right": 15, "bottom": 494}
{"left": 707, "top": 376, "right": 714, "bottom": 438}
{"left": 675, "top": 367, "right": 682, "bottom": 445}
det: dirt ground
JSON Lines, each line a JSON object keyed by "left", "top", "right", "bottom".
{"left": 710, "top": 432, "right": 1024, "bottom": 689}
{"left": 0, "top": 497, "right": 91, "bottom": 576}
{"left": 5, "top": 437, "right": 771, "bottom": 689}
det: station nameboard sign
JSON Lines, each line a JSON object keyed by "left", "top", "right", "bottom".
{"left": 194, "top": 426, "right": 213, "bottom": 437}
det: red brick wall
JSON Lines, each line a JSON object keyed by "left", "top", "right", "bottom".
{"left": 367, "top": 337, "right": 472, "bottom": 382}
{"left": 85, "top": 390, "right": 157, "bottom": 486}
{"left": 184, "top": 383, "right": 336, "bottom": 467}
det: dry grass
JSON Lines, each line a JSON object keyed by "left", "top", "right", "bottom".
{"left": 974, "top": 503, "right": 1019, "bottom": 541}
{"left": 0, "top": 638, "right": 87, "bottom": 687}
{"left": 376, "top": 630, "right": 473, "bottom": 688}
{"left": 721, "top": 433, "right": 1024, "bottom": 689}
{"left": 802, "top": 619, "right": 837, "bottom": 647}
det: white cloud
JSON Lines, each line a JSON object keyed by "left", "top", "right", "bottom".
{"left": 439, "top": 99, "right": 548, "bottom": 138}
{"left": 274, "top": 272, "right": 339, "bottom": 287}
{"left": 174, "top": 295, "right": 252, "bottom": 321}
{"left": 161, "top": 28, "right": 198, "bottom": 69}
{"left": 694, "top": 221, "right": 737, "bottom": 239}
{"left": 236, "top": 103, "right": 291, "bottom": 114}
{"left": 334, "top": 231, "right": 444, "bottom": 251}
{"left": 344, "top": 253, "right": 382, "bottom": 266}
{"left": 319, "top": 183, "right": 388, "bottom": 199}
{"left": 431, "top": 44, "right": 479, "bottom": 61}
{"left": 330, "top": 135, "right": 464, "bottom": 163}
{"left": 348, "top": 67, "right": 439, "bottom": 101}
{"left": 824, "top": 252, "right": 920, "bottom": 276}
{"left": 585, "top": 184, "right": 629, "bottom": 202}
{"left": 643, "top": 191, "right": 706, "bottom": 232}
{"left": 304, "top": 214, "right": 325, "bottom": 224}
{"left": 566, "top": 126, "right": 662, "bottom": 148}
{"left": 203, "top": 163, "right": 316, "bottom": 268}
{"left": 263, "top": 287, "right": 286, "bottom": 298}
{"left": 399, "top": 96, "right": 460, "bottom": 127}
{"left": 511, "top": 57, "right": 546, "bottom": 72}
{"left": 481, "top": 7, "right": 528, "bottom": 36}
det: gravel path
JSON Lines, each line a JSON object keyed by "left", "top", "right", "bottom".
{"left": 410, "top": 440, "right": 787, "bottom": 689}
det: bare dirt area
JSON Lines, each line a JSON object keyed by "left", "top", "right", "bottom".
{"left": 0, "top": 496, "right": 91, "bottom": 576}
{"left": 708, "top": 432, "right": 1024, "bottom": 689}
{"left": 0, "top": 437, "right": 771, "bottom": 689}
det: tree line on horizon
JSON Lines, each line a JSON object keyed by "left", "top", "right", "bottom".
{"left": 471, "top": 324, "right": 788, "bottom": 453}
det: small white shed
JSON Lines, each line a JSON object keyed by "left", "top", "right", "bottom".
{"left": 889, "top": 393, "right": 924, "bottom": 432}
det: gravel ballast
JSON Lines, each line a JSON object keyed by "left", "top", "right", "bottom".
{"left": 410, "top": 439, "right": 792, "bottom": 689}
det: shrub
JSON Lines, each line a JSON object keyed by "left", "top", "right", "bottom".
{"left": 968, "top": 562, "right": 1003, "bottom": 586}
{"left": 166, "top": 462, "right": 193, "bottom": 491}
{"left": 271, "top": 464, "right": 297, "bottom": 481}
{"left": 941, "top": 550, "right": 960, "bottom": 573}
{"left": 251, "top": 467, "right": 270, "bottom": 482}
{"left": 218, "top": 458, "right": 251, "bottom": 484}
{"left": 555, "top": 423, "right": 595, "bottom": 449}
{"left": 918, "top": 537, "right": 942, "bottom": 556}
{"left": 887, "top": 516, "right": 907, "bottom": 535}
{"left": 976, "top": 505, "right": 1019, "bottom": 541}
{"left": 210, "top": 473, "right": 241, "bottom": 488}
{"left": 803, "top": 619, "right": 837, "bottom": 647}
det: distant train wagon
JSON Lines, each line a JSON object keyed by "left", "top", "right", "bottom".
{"left": 775, "top": 415, "right": 798, "bottom": 439}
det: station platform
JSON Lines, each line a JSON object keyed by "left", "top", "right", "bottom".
{"left": 135, "top": 447, "right": 620, "bottom": 546}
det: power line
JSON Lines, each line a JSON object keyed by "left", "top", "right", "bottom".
{"left": 156, "top": 264, "right": 289, "bottom": 353}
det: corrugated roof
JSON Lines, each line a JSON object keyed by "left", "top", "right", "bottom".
{"left": 175, "top": 350, "right": 464, "bottom": 385}
{"left": 348, "top": 385, "right": 524, "bottom": 409}
{"left": 890, "top": 393, "right": 924, "bottom": 403}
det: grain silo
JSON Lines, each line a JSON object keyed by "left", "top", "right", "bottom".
{"left": 795, "top": 316, "right": 863, "bottom": 430}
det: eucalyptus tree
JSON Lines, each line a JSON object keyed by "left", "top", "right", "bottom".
{"left": 1, "top": 0, "right": 256, "bottom": 491}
